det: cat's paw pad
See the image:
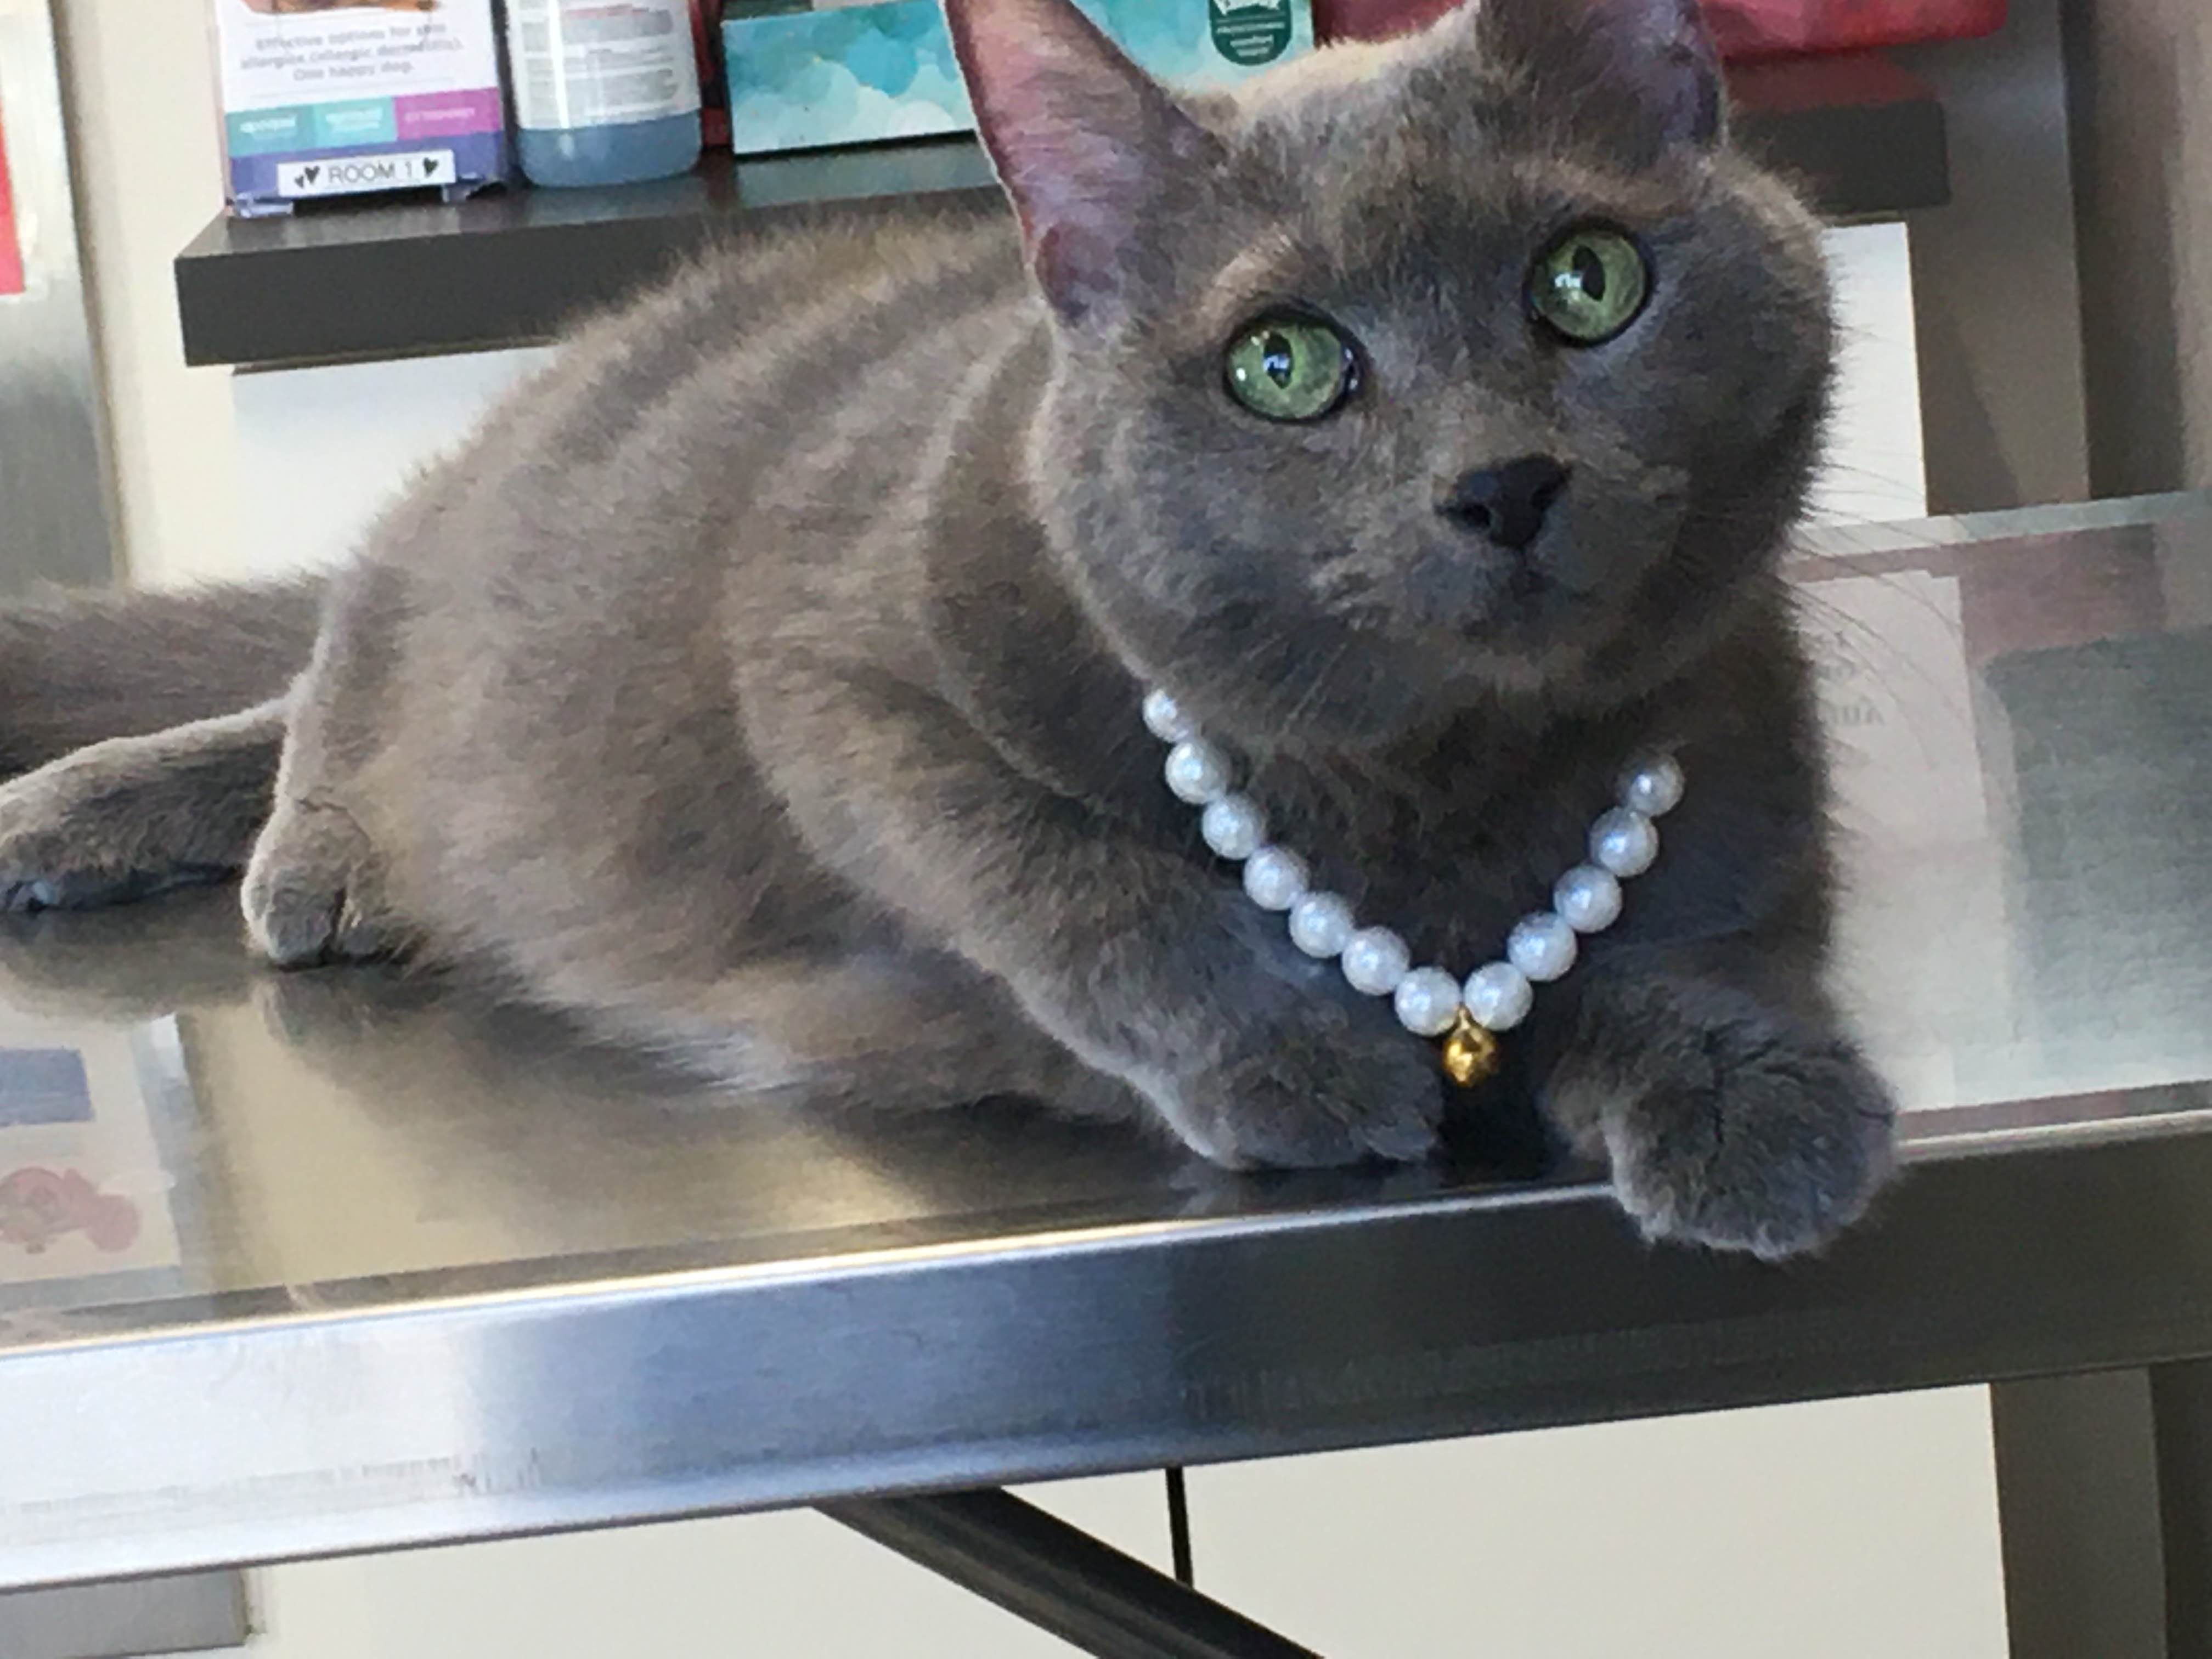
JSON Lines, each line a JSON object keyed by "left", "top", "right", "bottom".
{"left": 242, "top": 803, "right": 393, "bottom": 967}
{"left": 1596, "top": 1026, "right": 1896, "bottom": 1260}
{"left": 1168, "top": 1014, "right": 1445, "bottom": 1169}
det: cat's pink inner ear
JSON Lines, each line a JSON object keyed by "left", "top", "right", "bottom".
{"left": 944, "top": 0, "right": 1211, "bottom": 320}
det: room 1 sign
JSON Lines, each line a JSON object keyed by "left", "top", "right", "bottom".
{"left": 0, "top": 93, "right": 22, "bottom": 297}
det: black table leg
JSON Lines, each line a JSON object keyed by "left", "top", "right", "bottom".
{"left": 822, "top": 1488, "right": 1321, "bottom": 1659}
{"left": 1167, "top": 1467, "right": 1195, "bottom": 1587}
{"left": 2149, "top": 1359, "right": 2212, "bottom": 1651}
{"left": 1992, "top": 1368, "right": 2169, "bottom": 1656}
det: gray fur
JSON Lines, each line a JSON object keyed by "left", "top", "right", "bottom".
{"left": 0, "top": 0, "right": 1894, "bottom": 1254}
{"left": 0, "top": 580, "right": 320, "bottom": 774}
{"left": 0, "top": 697, "right": 287, "bottom": 912}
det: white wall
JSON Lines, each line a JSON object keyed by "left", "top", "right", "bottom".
{"left": 1190, "top": 1389, "right": 2006, "bottom": 1659}
{"left": 230, "top": 349, "right": 552, "bottom": 578}
{"left": 52, "top": 0, "right": 241, "bottom": 590}
{"left": 1813, "top": 222, "right": 1927, "bottom": 526}
{"left": 242, "top": 1481, "right": 1163, "bottom": 1659}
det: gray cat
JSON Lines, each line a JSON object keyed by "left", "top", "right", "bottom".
{"left": 0, "top": 0, "right": 1894, "bottom": 1255}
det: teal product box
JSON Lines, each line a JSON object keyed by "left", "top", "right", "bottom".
{"left": 719, "top": 0, "right": 1314, "bottom": 157}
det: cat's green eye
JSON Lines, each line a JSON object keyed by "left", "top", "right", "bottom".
{"left": 1528, "top": 227, "right": 1652, "bottom": 345}
{"left": 1223, "top": 317, "right": 1357, "bottom": 422}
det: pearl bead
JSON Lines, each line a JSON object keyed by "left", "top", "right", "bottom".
{"left": 1242, "top": 847, "right": 1308, "bottom": 911}
{"left": 1393, "top": 967, "right": 1462, "bottom": 1036}
{"left": 1288, "top": 892, "right": 1355, "bottom": 958}
{"left": 1341, "top": 927, "right": 1410, "bottom": 997}
{"left": 1201, "top": 794, "right": 1267, "bottom": 861}
{"left": 1164, "top": 739, "right": 1231, "bottom": 805}
{"left": 1462, "top": 961, "right": 1532, "bottom": 1031}
{"left": 1144, "top": 690, "right": 1685, "bottom": 1051}
{"left": 1506, "top": 912, "right": 1577, "bottom": 982}
{"left": 1620, "top": 755, "right": 1684, "bottom": 818}
{"left": 1589, "top": 807, "right": 1658, "bottom": 878}
{"left": 1553, "top": 864, "right": 1623, "bottom": 933}
{"left": 1142, "top": 689, "right": 1194, "bottom": 743}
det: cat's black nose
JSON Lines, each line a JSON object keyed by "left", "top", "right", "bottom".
{"left": 1437, "top": 456, "right": 1571, "bottom": 551}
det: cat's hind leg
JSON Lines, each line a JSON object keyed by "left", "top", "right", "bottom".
{"left": 0, "top": 697, "right": 290, "bottom": 912}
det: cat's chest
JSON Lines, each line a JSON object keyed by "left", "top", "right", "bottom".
{"left": 982, "top": 682, "right": 1585, "bottom": 956}
{"left": 1235, "top": 754, "right": 1601, "bottom": 968}
{"left": 923, "top": 550, "right": 1799, "bottom": 963}
{"left": 1185, "top": 730, "right": 1797, "bottom": 969}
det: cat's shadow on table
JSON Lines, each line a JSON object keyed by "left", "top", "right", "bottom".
{"left": 0, "top": 886, "right": 1578, "bottom": 1251}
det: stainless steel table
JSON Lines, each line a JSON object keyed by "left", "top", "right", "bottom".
{"left": 4, "top": 495, "right": 2211, "bottom": 1656}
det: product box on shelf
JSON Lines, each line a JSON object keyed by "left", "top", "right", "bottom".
{"left": 1699, "top": 0, "right": 2006, "bottom": 58}
{"left": 720, "top": 0, "right": 1314, "bottom": 158}
{"left": 211, "top": 0, "right": 508, "bottom": 217}
{"left": 1310, "top": 0, "right": 2006, "bottom": 54}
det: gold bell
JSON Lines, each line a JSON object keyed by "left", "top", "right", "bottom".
{"left": 1440, "top": 1007, "right": 1499, "bottom": 1087}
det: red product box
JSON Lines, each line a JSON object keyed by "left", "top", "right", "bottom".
{"left": 1702, "top": 0, "right": 2006, "bottom": 57}
{"left": 1313, "top": 0, "right": 2007, "bottom": 55}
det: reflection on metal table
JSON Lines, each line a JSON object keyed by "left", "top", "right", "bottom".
{"left": 3, "top": 494, "right": 2210, "bottom": 1655}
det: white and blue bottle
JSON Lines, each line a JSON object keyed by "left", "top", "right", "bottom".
{"left": 505, "top": 0, "right": 702, "bottom": 188}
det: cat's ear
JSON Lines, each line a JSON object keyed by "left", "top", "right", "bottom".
{"left": 945, "top": 0, "right": 1220, "bottom": 324}
{"left": 1468, "top": 0, "right": 1725, "bottom": 156}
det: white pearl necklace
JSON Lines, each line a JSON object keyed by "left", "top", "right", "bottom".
{"left": 1142, "top": 688, "right": 1684, "bottom": 1084}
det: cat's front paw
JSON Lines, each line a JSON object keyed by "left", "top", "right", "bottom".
{"left": 1160, "top": 1001, "right": 1446, "bottom": 1170}
{"left": 0, "top": 766, "right": 224, "bottom": 912}
{"left": 1550, "top": 978, "right": 1898, "bottom": 1259}
{"left": 243, "top": 800, "right": 395, "bottom": 966}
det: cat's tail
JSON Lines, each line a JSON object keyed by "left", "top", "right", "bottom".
{"left": 0, "top": 575, "right": 328, "bottom": 778}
